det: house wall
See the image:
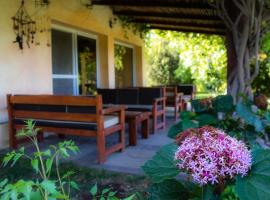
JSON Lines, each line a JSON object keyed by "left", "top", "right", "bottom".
{"left": 0, "top": 0, "right": 144, "bottom": 149}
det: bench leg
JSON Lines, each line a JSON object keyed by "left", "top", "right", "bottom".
{"left": 97, "top": 131, "right": 106, "bottom": 164}
{"left": 37, "top": 131, "right": 44, "bottom": 143}
{"left": 128, "top": 119, "right": 137, "bottom": 146}
{"left": 142, "top": 118, "right": 149, "bottom": 139}
{"left": 9, "top": 128, "right": 18, "bottom": 149}
{"left": 120, "top": 127, "right": 125, "bottom": 151}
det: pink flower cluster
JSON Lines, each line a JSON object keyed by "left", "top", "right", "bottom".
{"left": 174, "top": 126, "right": 252, "bottom": 186}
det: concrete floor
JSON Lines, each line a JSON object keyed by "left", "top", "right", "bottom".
{"left": 1, "top": 118, "right": 176, "bottom": 175}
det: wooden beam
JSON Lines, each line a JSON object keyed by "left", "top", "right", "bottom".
{"left": 149, "top": 25, "right": 226, "bottom": 35}
{"left": 92, "top": 0, "right": 213, "bottom": 9}
{"left": 132, "top": 18, "right": 225, "bottom": 29}
{"left": 113, "top": 10, "right": 221, "bottom": 21}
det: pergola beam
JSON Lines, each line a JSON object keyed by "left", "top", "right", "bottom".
{"left": 113, "top": 10, "right": 221, "bottom": 21}
{"left": 91, "top": 0, "right": 213, "bottom": 9}
{"left": 131, "top": 18, "right": 225, "bottom": 29}
{"left": 149, "top": 25, "right": 226, "bottom": 35}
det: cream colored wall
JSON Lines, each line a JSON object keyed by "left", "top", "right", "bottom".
{"left": 0, "top": 0, "right": 144, "bottom": 149}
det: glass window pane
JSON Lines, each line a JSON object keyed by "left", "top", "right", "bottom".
{"left": 77, "top": 35, "right": 97, "bottom": 95}
{"left": 53, "top": 79, "right": 74, "bottom": 95}
{"left": 52, "top": 29, "right": 73, "bottom": 75}
{"left": 115, "top": 44, "right": 133, "bottom": 88}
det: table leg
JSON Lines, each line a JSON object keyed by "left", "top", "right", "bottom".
{"left": 141, "top": 118, "right": 149, "bottom": 139}
{"left": 129, "top": 118, "right": 137, "bottom": 146}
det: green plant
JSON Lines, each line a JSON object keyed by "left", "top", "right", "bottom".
{"left": 90, "top": 183, "right": 135, "bottom": 200}
{"left": 0, "top": 120, "right": 79, "bottom": 199}
{"left": 0, "top": 120, "right": 135, "bottom": 200}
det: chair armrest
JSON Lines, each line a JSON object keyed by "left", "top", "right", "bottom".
{"left": 102, "top": 105, "right": 126, "bottom": 115}
{"left": 153, "top": 96, "right": 167, "bottom": 104}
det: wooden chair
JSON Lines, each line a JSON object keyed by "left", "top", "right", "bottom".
{"left": 165, "top": 86, "right": 182, "bottom": 121}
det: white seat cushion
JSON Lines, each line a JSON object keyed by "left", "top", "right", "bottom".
{"left": 104, "top": 115, "right": 119, "bottom": 128}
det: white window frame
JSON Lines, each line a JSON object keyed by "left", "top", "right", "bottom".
{"left": 114, "top": 41, "right": 136, "bottom": 87}
{"left": 51, "top": 24, "right": 100, "bottom": 95}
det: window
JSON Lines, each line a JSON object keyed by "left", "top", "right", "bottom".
{"left": 114, "top": 42, "right": 135, "bottom": 88}
{"left": 51, "top": 26, "right": 98, "bottom": 95}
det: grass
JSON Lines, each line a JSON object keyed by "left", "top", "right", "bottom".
{"left": 0, "top": 154, "right": 150, "bottom": 199}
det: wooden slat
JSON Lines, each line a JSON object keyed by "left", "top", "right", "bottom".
{"left": 10, "top": 95, "right": 99, "bottom": 106}
{"left": 13, "top": 111, "right": 97, "bottom": 123}
{"left": 105, "top": 143, "right": 124, "bottom": 156}
{"left": 14, "top": 124, "right": 97, "bottom": 137}
{"left": 104, "top": 124, "right": 123, "bottom": 136}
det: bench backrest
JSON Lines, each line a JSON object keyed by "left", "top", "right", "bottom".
{"left": 7, "top": 95, "right": 103, "bottom": 123}
{"left": 97, "top": 87, "right": 165, "bottom": 106}
{"left": 138, "top": 87, "right": 165, "bottom": 105}
{"left": 177, "top": 84, "right": 196, "bottom": 95}
{"left": 96, "top": 89, "right": 118, "bottom": 104}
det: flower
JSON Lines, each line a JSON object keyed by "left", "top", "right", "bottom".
{"left": 174, "top": 126, "right": 252, "bottom": 186}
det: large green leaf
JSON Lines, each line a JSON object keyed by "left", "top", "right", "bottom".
{"left": 180, "top": 111, "right": 196, "bottom": 120}
{"left": 212, "top": 95, "right": 234, "bottom": 113}
{"left": 236, "top": 103, "right": 264, "bottom": 132}
{"left": 148, "top": 179, "right": 189, "bottom": 200}
{"left": 195, "top": 114, "right": 218, "bottom": 127}
{"left": 235, "top": 148, "right": 270, "bottom": 200}
{"left": 142, "top": 143, "right": 179, "bottom": 183}
{"left": 191, "top": 99, "right": 211, "bottom": 114}
{"left": 167, "top": 120, "right": 198, "bottom": 139}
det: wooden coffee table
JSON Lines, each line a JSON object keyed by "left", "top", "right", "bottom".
{"left": 125, "top": 111, "right": 151, "bottom": 146}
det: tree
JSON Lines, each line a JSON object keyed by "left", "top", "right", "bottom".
{"left": 145, "top": 30, "right": 227, "bottom": 93}
{"left": 212, "top": 0, "right": 269, "bottom": 102}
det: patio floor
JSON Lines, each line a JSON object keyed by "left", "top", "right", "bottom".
{"left": 1, "top": 118, "right": 176, "bottom": 175}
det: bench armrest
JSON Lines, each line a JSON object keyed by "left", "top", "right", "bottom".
{"left": 102, "top": 105, "right": 126, "bottom": 115}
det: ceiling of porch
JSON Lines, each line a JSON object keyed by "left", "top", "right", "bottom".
{"left": 91, "top": 0, "right": 226, "bottom": 35}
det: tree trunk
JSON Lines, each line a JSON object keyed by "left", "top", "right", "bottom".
{"left": 213, "top": 0, "right": 264, "bottom": 103}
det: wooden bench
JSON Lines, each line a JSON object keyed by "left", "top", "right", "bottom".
{"left": 97, "top": 87, "right": 167, "bottom": 133}
{"left": 7, "top": 94, "right": 125, "bottom": 164}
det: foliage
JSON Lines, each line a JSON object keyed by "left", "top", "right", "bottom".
{"left": 142, "top": 143, "right": 179, "bottom": 183}
{"left": 0, "top": 120, "right": 135, "bottom": 200}
{"left": 145, "top": 30, "right": 227, "bottom": 93}
{"left": 115, "top": 44, "right": 127, "bottom": 71}
{"left": 235, "top": 148, "right": 270, "bottom": 200}
{"left": 212, "top": 95, "right": 234, "bottom": 113}
{"left": 117, "top": 16, "right": 149, "bottom": 39}
{"left": 252, "top": 32, "right": 270, "bottom": 96}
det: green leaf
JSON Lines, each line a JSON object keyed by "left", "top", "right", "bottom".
{"left": 0, "top": 179, "right": 8, "bottom": 188}
{"left": 31, "top": 159, "right": 39, "bottom": 174}
{"left": 235, "top": 148, "right": 270, "bottom": 200}
{"left": 202, "top": 185, "right": 214, "bottom": 200}
{"left": 236, "top": 103, "right": 264, "bottom": 132}
{"left": 142, "top": 143, "right": 179, "bottom": 183}
{"left": 212, "top": 95, "right": 234, "bottom": 113}
{"left": 70, "top": 181, "right": 79, "bottom": 190}
{"left": 180, "top": 111, "right": 196, "bottom": 120}
{"left": 40, "top": 180, "right": 57, "bottom": 194}
{"left": 123, "top": 194, "right": 136, "bottom": 200}
{"left": 45, "top": 158, "right": 53, "bottom": 174}
{"left": 90, "top": 183, "right": 98, "bottom": 196}
{"left": 168, "top": 120, "right": 198, "bottom": 139}
{"left": 195, "top": 114, "right": 218, "bottom": 127}
{"left": 148, "top": 179, "right": 189, "bottom": 200}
